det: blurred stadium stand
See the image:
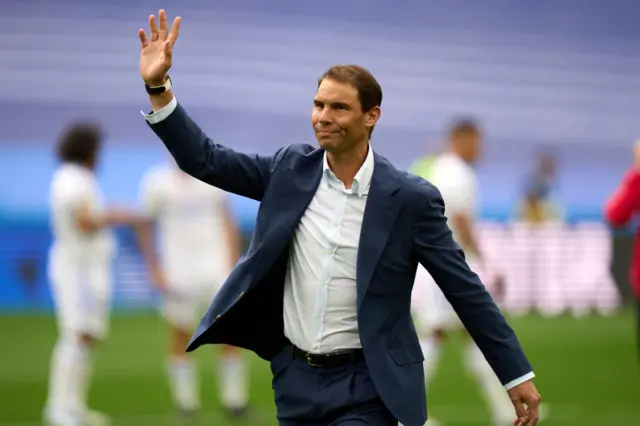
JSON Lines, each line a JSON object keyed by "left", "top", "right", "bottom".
{"left": 1, "top": 0, "right": 639, "bottom": 313}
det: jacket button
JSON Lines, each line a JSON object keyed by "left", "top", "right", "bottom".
{"left": 216, "top": 314, "right": 221, "bottom": 320}
{"left": 239, "top": 291, "right": 245, "bottom": 297}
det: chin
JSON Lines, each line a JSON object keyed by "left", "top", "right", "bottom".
{"left": 317, "top": 138, "right": 336, "bottom": 150}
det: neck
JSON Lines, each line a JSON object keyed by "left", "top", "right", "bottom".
{"left": 326, "top": 142, "right": 369, "bottom": 189}
{"left": 448, "top": 147, "right": 467, "bottom": 163}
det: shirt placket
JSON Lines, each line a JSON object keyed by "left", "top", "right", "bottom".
{"left": 312, "top": 180, "right": 349, "bottom": 353}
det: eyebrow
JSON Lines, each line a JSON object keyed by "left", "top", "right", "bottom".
{"left": 314, "top": 99, "right": 351, "bottom": 109}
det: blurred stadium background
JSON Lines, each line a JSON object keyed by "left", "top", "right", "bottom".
{"left": 1, "top": 0, "right": 640, "bottom": 425}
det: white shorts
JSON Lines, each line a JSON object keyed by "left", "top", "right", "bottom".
{"left": 412, "top": 263, "right": 473, "bottom": 334}
{"left": 48, "top": 252, "right": 113, "bottom": 340}
{"left": 419, "top": 278, "right": 462, "bottom": 333}
{"left": 161, "top": 281, "right": 221, "bottom": 331}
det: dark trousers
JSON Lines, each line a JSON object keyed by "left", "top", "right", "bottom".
{"left": 270, "top": 344, "right": 396, "bottom": 426}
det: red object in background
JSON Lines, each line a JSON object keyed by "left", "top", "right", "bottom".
{"left": 605, "top": 168, "right": 640, "bottom": 300}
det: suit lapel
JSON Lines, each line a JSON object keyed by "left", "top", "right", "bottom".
{"left": 255, "top": 151, "right": 323, "bottom": 271}
{"left": 285, "top": 150, "right": 324, "bottom": 224}
{"left": 356, "top": 154, "right": 401, "bottom": 301}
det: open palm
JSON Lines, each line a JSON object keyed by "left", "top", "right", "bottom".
{"left": 138, "top": 9, "right": 181, "bottom": 86}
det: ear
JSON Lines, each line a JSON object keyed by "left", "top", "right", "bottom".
{"left": 365, "top": 106, "right": 382, "bottom": 130}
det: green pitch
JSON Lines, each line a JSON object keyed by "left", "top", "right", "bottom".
{"left": 0, "top": 311, "right": 638, "bottom": 425}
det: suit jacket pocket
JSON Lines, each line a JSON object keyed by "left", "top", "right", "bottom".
{"left": 389, "top": 343, "right": 425, "bottom": 366}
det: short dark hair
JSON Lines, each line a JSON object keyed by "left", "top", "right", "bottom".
{"left": 318, "top": 65, "right": 383, "bottom": 113}
{"left": 448, "top": 117, "right": 481, "bottom": 139}
{"left": 56, "top": 121, "right": 103, "bottom": 165}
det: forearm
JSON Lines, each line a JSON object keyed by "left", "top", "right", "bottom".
{"left": 222, "top": 207, "right": 241, "bottom": 268}
{"left": 76, "top": 208, "right": 135, "bottom": 233}
{"left": 453, "top": 214, "right": 483, "bottom": 260}
{"left": 135, "top": 221, "right": 161, "bottom": 271}
{"left": 226, "top": 227, "right": 241, "bottom": 268}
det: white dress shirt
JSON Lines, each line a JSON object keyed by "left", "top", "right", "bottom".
{"left": 143, "top": 97, "right": 534, "bottom": 390}
{"left": 282, "top": 146, "right": 374, "bottom": 354}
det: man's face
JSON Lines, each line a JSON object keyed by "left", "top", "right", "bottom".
{"left": 311, "top": 78, "right": 380, "bottom": 154}
{"left": 455, "top": 131, "right": 482, "bottom": 164}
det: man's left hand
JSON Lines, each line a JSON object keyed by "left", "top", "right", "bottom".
{"left": 507, "top": 380, "right": 542, "bottom": 426}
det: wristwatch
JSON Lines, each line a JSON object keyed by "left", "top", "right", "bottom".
{"left": 145, "top": 75, "right": 172, "bottom": 95}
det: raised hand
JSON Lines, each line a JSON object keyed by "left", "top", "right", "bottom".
{"left": 138, "top": 9, "right": 181, "bottom": 86}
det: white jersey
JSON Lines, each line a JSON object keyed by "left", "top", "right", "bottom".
{"left": 47, "top": 163, "right": 116, "bottom": 337}
{"left": 429, "top": 152, "right": 479, "bottom": 257}
{"left": 48, "top": 163, "right": 116, "bottom": 265}
{"left": 413, "top": 152, "right": 480, "bottom": 331}
{"left": 139, "top": 165, "right": 232, "bottom": 288}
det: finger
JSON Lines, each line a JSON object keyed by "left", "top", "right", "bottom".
{"left": 163, "top": 40, "right": 172, "bottom": 59}
{"left": 168, "top": 16, "right": 182, "bottom": 46}
{"left": 138, "top": 29, "right": 149, "bottom": 48}
{"left": 511, "top": 400, "right": 527, "bottom": 426}
{"left": 158, "top": 9, "right": 169, "bottom": 40}
{"left": 148, "top": 14, "right": 159, "bottom": 41}
{"left": 525, "top": 398, "right": 540, "bottom": 426}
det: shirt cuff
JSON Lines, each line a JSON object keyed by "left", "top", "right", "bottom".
{"left": 504, "top": 371, "right": 535, "bottom": 390}
{"left": 141, "top": 96, "right": 177, "bottom": 124}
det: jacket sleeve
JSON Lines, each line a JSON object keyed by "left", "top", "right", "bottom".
{"left": 146, "top": 98, "right": 285, "bottom": 201}
{"left": 413, "top": 183, "right": 533, "bottom": 387}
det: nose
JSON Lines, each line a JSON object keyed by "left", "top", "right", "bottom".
{"left": 317, "top": 107, "right": 332, "bottom": 124}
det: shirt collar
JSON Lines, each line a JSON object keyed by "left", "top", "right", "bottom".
{"left": 322, "top": 145, "right": 375, "bottom": 196}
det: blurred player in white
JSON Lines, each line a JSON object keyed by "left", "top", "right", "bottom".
{"left": 137, "top": 161, "right": 249, "bottom": 418}
{"left": 45, "top": 122, "right": 139, "bottom": 426}
{"left": 411, "top": 119, "right": 514, "bottom": 426}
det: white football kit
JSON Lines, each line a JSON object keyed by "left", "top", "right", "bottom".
{"left": 415, "top": 152, "right": 480, "bottom": 333}
{"left": 47, "top": 164, "right": 116, "bottom": 339}
{"left": 139, "top": 165, "right": 233, "bottom": 330}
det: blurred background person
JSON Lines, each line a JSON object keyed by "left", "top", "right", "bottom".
{"left": 408, "top": 151, "right": 438, "bottom": 179}
{"left": 412, "top": 119, "right": 516, "bottom": 426}
{"left": 516, "top": 152, "right": 564, "bottom": 224}
{"left": 45, "top": 122, "right": 139, "bottom": 426}
{"left": 136, "top": 160, "right": 250, "bottom": 418}
{"left": 604, "top": 138, "right": 640, "bottom": 364}
{"left": 508, "top": 152, "right": 568, "bottom": 317}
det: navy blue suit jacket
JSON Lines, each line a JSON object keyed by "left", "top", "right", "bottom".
{"left": 147, "top": 103, "right": 533, "bottom": 426}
